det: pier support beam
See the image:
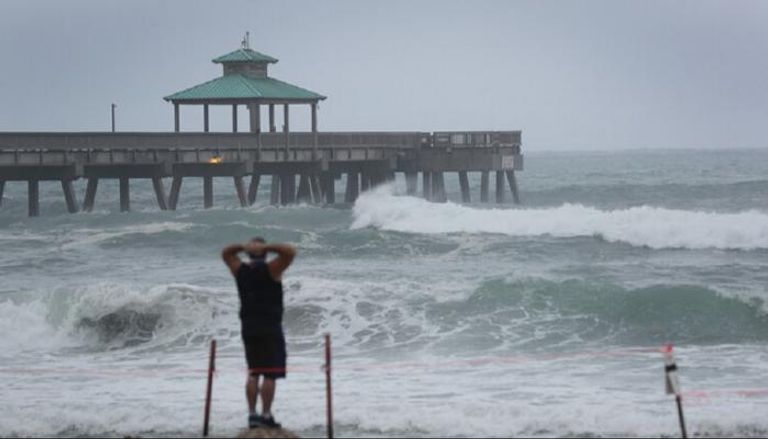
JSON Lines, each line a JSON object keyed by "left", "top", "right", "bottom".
{"left": 203, "top": 176, "right": 213, "bottom": 209}
{"left": 169, "top": 176, "right": 183, "bottom": 210}
{"left": 119, "top": 177, "right": 130, "bottom": 212}
{"left": 83, "top": 178, "right": 99, "bottom": 212}
{"left": 495, "top": 171, "right": 505, "bottom": 204}
{"left": 203, "top": 104, "right": 210, "bottom": 133}
{"left": 458, "top": 171, "right": 471, "bottom": 203}
{"left": 247, "top": 175, "right": 260, "bottom": 205}
{"left": 422, "top": 171, "right": 432, "bottom": 201}
{"left": 480, "top": 171, "right": 490, "bottom": 203}
{"left": 506, "top": 170, "right": 520, "bottom": 205}
{"left": 61, "top": 179, "right": 78, "bottom": 213}
{"left": 345, "top": 172, "right": 359, "bottom": 203}
{"left": 28, "top": 179, "right": 39, "bottom": 217}
{"left": 269, "top": 175, "right": 280, "bottom": 205}
{"left": 234, "top": 176, "right": 248, "bottom": 207}
{"left": 0, "top": 180, "right": 5, "bottom": 207}
{"left": 432, "top": 172, "right": 447, "bottom": 203}
{"left": 405, "top": 172, "right": 418, "bottom": 196}
{"left": 152, "top": 177, "right": 168, "bottom": 210}
{"left": 232, "top": 105, "right": 238, "bottom": 132}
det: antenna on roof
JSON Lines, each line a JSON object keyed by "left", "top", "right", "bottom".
{"left": 241, "top": 31, "right": 250, "bottom": 49}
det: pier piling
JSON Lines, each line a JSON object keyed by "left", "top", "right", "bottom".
{"left": 119, "top": 177, "right": 131, "bottom": 212}
{"left": 0, "top": 180, "right": 5, "bottom": 207}
{"left": 423, "top": 172, "right": 432, "bottom": 201}
{"left": 169, "top": 176, "right": 183, "bottom": 210}
{"left": 495, "top": 171, "right": 505, "bottom": 204}
{"left": 83, "top": 178, "right": 98, "bottom": 212}
{"left": 344, "top": 172, "right": 359, "bottom": 203}
{"left": 297, "top": 174, "right": 312, "bottom": 203}
{"left": 28, "top": 179, "right": 39, "bottom": 217}
{"left": 247, "top": 175, "right": 260, "bottom": 205}
{"left": 480, "top": 171, "right": 489, "bottom": 203}
{"left": 322, "top": 173, "right": 335, "bottom": 204}
{"left": 405, "top": 172, "right": 418, "bottom": 196}
{"left": 506, "top": 170, "right": 520, "bottom": 204}
{"left": 152, "top": 176, "right": 168, "bottom": 210}
{"left": 203, "top": 176, "right": 213, "bottom": 209}
{"left": 280, "top": 174, "right": 295, "bottom": 205}
{"left": 432, "top": 172, "right": 447, "bottom": 203}
{"left": 458, "top": 171, "right": 471, "bottom": 203}
{"left": 234, "top": 176, "right": 248, "bottom": 207}
{"left": 269, "top": 175, "right": 280, "bottom": 205}
{"left": 310, "top": 175, "right": 323, "bottom": 204}
{"left": 61, "top": 179, "right": 79, "bottom": 213}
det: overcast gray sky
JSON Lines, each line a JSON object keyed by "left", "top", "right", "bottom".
{"left": 1, "top": 0, "right": 767, "bottom": 150}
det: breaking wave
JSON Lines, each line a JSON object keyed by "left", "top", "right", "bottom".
{"left": 352, "top": 186, "right": 768, "bottom": 250}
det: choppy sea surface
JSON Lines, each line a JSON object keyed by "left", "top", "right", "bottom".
{"left": 1, "top": 148, "right": 767, "bottom": 437}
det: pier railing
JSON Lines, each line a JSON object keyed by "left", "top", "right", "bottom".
{"left": 0, "top": 131, "right": 520, "bottom": 152}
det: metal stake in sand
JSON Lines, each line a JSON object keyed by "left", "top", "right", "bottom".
{"left": 663, "top": 344, "right": 687, "bottom": 438}
{"left": 203, "top": 339, "right": 217, "bottom": 437}
{"left": 324, "top": 333, "right": 334, "bottom": 439}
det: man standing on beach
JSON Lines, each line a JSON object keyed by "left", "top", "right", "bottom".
{"left": 222, "top": 237, "right": 296, "bottom": 429}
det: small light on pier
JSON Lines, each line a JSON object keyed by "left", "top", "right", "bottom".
{"left": 208, "top": 155, "right": 223, "bottom": 164}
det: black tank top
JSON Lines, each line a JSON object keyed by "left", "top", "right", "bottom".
{"left": 236, "top": 261, "right": 284, "bottom": 335}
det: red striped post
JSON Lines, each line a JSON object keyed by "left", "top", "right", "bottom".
{"left": 325, "top": 334, "right": 334, "bottom": 439}
{"left": 203, "top": 339, "right": 217, "bottom": 437}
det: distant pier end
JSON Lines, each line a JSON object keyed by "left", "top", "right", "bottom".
{"left": 0, "top": 44, "right": 522, "bottom": 217}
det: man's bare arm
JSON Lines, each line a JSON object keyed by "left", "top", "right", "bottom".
{"left": 265, "top": 243, "right": 297, "bottom": 281}
{"left": 221, "top": 243, "right": 246, "bottom": 276}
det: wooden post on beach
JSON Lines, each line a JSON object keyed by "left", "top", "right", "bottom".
{"left": 203, "top": 339, "right": 217, "bottom": 437}
{"left": 324, "top": 334, "right": 334, "bottom": 439}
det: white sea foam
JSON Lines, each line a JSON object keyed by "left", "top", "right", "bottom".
{"left": 352, "top": 185, "right": 768, "bottom": 250}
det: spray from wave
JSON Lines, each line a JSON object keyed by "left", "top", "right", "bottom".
{"left": 351, "top": 185, "right": 768, "bottom": 250}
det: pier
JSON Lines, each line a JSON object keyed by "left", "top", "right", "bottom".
{"left": 0, "top": 41, "right": 522, "bottom": 217}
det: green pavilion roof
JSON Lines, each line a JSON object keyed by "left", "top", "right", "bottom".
{"left": 163, "top": 74, "right": 326, "bottom": 102}
{"left": 212, "top": 48, "right": 278, "bottom": 64}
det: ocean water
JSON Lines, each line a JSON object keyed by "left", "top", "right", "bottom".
{"left": 1, "top": 148, "right": 767, "bottom": 437}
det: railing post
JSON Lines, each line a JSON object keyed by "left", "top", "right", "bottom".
{"left": 325, "top": 334, "right": 334, "bottom": 439}
{"left": 203, "top": 339, "right": 217, "bottom": 437}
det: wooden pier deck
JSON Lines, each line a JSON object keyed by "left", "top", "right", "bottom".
{"left": 0, "top": 130, "right": 522, "bottom": 216}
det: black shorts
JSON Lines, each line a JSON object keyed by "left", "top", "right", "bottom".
{"left": 243, "top": 333, "right": 287, "bottom": 379}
